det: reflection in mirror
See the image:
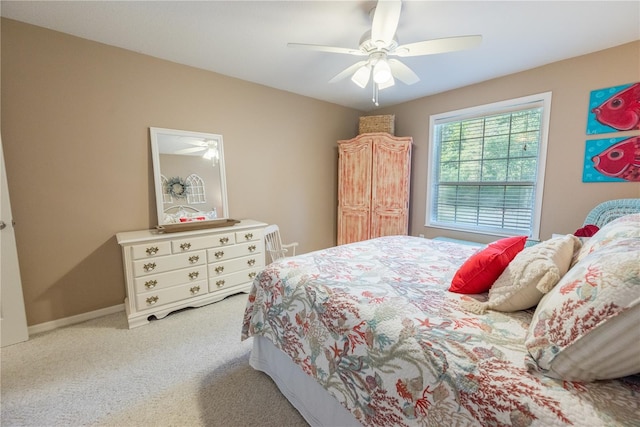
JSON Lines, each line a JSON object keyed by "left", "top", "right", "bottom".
{"left": 150, "top": 127, "right": 229, "bottom": 227}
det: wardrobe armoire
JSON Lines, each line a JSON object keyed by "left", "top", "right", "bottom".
{"left": 337, "top": 132, "right": 412, "bottom": 245}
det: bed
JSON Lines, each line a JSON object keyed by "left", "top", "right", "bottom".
{"left": 241, "top": 199, "right": 640, "bottom": 426}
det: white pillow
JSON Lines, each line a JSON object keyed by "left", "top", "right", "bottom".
{"left": 525, "top": 238, "right": 640, "bottom": 381}
{"left": 463, "top": 235, "right": 580, "bottom": 314}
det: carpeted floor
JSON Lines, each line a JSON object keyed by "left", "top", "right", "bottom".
{"left": 0, "top": 293, "right": 309, "bottom": 427}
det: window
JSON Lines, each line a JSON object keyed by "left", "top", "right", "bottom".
{"left": 186, "top": 174, "right": 206, "bottom": 204}
{"left": 160, "top": 175, "right": 173, "bottom": 204}
{"left": 426, "top": 92, "right": 551, "bottom": 239}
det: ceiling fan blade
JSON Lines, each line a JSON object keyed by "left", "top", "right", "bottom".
{"left": 394, "top": 35, "right": 482, "bottom": 57}
{"left": 388, "top": 59, "right": 419, "bottom": 85}
{"left": 287, "top": 43, "right": 364, "bottom": 56}
{"left": 174, "top": 147, "right": 206, "bottom": 155}
{"left": 371, "top": 0, "right": 402, "bottom": 47}
{"left": 329, "top": 60, "right": 369, "bottom": 83}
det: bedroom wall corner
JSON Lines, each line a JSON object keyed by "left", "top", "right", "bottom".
{"left": 1, "top": 18, "right": 361, "bottom": 326}
{"left": 378, "top": 40, "right": 640, "bottom": 243}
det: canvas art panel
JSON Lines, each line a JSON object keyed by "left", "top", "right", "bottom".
{"left": 583, "top": 136, "right": 640, "bottom": 182}
{"left": 586, "top": 82, "right": 640, "bottom": 135}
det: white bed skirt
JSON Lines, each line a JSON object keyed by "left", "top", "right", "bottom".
{"left": 249, "top": 335, "right": 360, "bottom": 427}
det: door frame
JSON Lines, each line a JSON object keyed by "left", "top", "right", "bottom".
{"left": 1, "top": 135, "right": 29, "bottom": 347}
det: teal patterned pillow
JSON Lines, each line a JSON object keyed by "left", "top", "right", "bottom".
{"left": 525, "top": 237, "right": 640, "bottom": 381}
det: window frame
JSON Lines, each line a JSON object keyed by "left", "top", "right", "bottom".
{"left": 160, "top": 175, "right": 173, "bottom": 204}
{"left": 425, "top": 92, "right": 552, "bottom": 240}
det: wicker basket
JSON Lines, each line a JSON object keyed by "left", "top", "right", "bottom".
{"left": 359, "top": 115, "right": 395, "bottom": 135}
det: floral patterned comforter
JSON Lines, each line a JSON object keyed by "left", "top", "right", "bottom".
{"left": 241, "top": 236, "right": 639, "bottom": 426}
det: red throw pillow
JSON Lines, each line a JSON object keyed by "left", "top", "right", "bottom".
{"left": 573, "top": 224, "right": 599, "bottom": 237}
{"left": 449, "top": 236, "right": 528, "bottom": 294}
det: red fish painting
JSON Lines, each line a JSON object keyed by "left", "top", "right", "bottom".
{"left": 591, "top": 136, "right": 640, "bottom": 181}
{"left": 591, "top": 83, "right": 640, "bottom": 131}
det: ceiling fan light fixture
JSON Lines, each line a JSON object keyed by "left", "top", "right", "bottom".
{"left": 378, "top": 74, "right": 395, "bottom": 90}
{"left": 351, "top": 64, "right": 371, "bottom": 88}
{"left": 373, "top": 59, "right": 392, "bottom": 84}
{"left": 202, "top": 140, "right": 219, "bottom": 163}
{"left": 202, "top": 148, "right": 215, "bottom": 160}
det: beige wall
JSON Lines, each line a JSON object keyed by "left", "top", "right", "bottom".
{"left": 1, "top": 19, "right": 361, "bottom": 326}
{"left": 378, "top": 41, "right": 640, "bottom": 244}
{"left": 2, "top": 18, "right": 639, "bottom": 327}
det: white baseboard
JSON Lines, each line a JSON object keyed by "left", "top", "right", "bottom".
{"left": 28, "top": 304, "right": 125, "bottom": 335}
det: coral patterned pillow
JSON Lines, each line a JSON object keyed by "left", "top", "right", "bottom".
{"left": 572, "top": 213, "right": 640, "bottom": 267}
{"left": 525, "top": 238, "right": 640, "bottom": 381}
{"left": 449, "top": 236, "right": 527, "bottom": 294}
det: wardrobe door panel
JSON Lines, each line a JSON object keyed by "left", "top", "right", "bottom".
{"left": 338, "top": 138, "right": 372, "bottom": 245}
{"left": 337, "top": 208, "right": 370, "bottom": 246}
{"left": 371, "top": 208, "right": 408, "bottom": 239}
{"left": 371, "top": 136, "right": 412, "bottom": 238}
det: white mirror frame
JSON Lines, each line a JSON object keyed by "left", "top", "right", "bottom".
{"left": 150, "top": 127, "right": 229, "bottom": 227}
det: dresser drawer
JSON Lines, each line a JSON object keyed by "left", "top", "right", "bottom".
{"left": 131, "top": 241, "right": 172, "bottom": 260}
{"left": 235, "top": 229, "right": 263, "bottom": 243}
{"left": 134, "top": 265, "right": 207, "bottom": 294}
{"left": 133, "top": 250, "right": 206, "bottom": 277}
{"left": 208, "top": 267, "right": 262, "bottom": 293}
{"left": 171, "top": 232, "right": 235, "bottom": 253}
{"left": 208, "top": 254, "right": 264, "bottom": 277}
{"left": 135, "top": 280, "right": 207, "bottom": 311}
{"left": 207, "top": 241, "right": 262, "bottom": 262}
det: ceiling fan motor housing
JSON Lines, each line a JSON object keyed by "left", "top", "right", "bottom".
{"left": 359, "top": 30, "right": 398, "bottom": 54}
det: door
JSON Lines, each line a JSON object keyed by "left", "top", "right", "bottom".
{"left": 337, "top": 137, "right": 372, "bottom": 245}
{"left": 370, "top": 135, "right": 412, "bottom": 239}
{"left": 1, "top": 135, "right": 29, "bottom": 347}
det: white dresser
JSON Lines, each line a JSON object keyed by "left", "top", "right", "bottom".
{"left": 117, "top": 219, "right": 267, "bottom": 328}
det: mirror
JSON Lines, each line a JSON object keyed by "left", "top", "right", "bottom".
{"left": 150, "top": 127, "right": 229, "bottom": 228}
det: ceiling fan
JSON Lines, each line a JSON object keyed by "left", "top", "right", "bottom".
{"left": 173, "top": 138, "right": 219, "bottom": 161}
{"left": 287, "top": 0, "right": 481, "bottom": 105}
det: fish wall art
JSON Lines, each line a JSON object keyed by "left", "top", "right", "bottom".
{"left": 586, "top": 82, "right": 640, "bottom": 134}
{"left": 583, "top": 135, "right": 640, "bottom": 182}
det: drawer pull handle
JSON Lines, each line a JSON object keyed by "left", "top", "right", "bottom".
{"left": 146, "top": 296, "right": 159, "bottom": 305}
{"left": 214, "top": 266, "right": 224, "bottom": 274}
{"left": 180, "top": 242, "right": 192, "bottom": 251}
{"left": 248, "top": 245, "right": 257, "bottom": 252}
{"left": 190, "top": 286, "right": 201, "bottom": 295}
{"left": 249, "top": 272, "right": 257, "bottom": 279}
{"left": 244, "top": 233, "right": 253, "bottom": 240}
{"left": 146, "top": 246, "right": 159, "bottom": 256}
{"left": 219, "top": 237, "right": 229, "bottom": 244}
{"left": 214, "top": 251, "right": 224, "bottom": 259}
{"left": 216, "top": 280, "right": 225, "bottom": 288}
{"left": 188, "top": 255, "right": 200, "bottom": 264}
{"left": 247, "top": 259, "right": 256, "bottom": 266}
{"left": 143, "top": 262, "right": 156, "bottom": 272}
{"left": 188, "top": 271, "right": 199, "bottom": 279}
{"left": 144, "top": 280, "right": 158, "bottom": 290}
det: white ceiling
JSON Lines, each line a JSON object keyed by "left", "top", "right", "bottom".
{"left": 2, "top": 1, "right": 639, "bottom": 112}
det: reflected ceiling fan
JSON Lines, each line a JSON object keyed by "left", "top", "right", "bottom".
{"left": 287, "top": 0, "right": 481, "bottom": 105}
{"left": 174, "top": 138, "right": 219, "bottom": 161}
